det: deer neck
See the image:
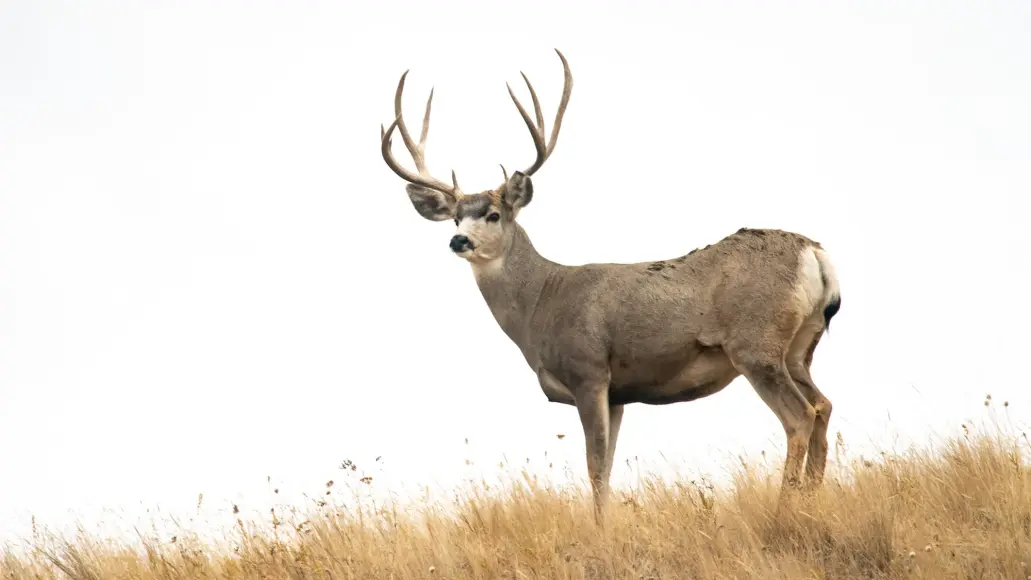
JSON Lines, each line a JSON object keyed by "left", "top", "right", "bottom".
{"left": 469, "top": 222, "right": 559, "bottom": 354}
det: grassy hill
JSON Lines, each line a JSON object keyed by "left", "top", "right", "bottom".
{"left": 4, "top": 418, "right": 1029, "bottom": 579}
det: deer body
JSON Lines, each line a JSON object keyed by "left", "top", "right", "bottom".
{"left": 378, "top": 50, "right": 841, "bottom": 521}
{"left": 473, "top": 220, "right": 746, "bottom": 407}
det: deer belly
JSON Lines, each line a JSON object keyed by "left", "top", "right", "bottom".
{"left": 609, "top": 348, "right": 739, "bottom": 405}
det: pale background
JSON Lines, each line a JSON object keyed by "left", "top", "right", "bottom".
{"left": 1, "top": 1, "right": 1029, "bottom": 542}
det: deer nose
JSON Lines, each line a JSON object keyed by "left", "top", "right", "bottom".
{"left": 450, "top": 234, "right": 472, "bottom": 253}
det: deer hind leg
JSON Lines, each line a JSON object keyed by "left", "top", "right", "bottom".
{"left": 787, "top": 326, "right": 833, "bottom": 489}
{"left": 725, "top": 332, "right": 817, "bottom": 499}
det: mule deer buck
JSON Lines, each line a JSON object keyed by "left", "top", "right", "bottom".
{"left": 379, "top": 49, "right": 842, "bottom": 520}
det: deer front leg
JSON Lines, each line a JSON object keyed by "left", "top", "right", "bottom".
{"left": 573, "top": 386, "right": 611, "bottom": 524}
{"left": 603, "top": 404, "right": 624, "bottom": 484}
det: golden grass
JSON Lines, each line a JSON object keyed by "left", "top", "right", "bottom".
{"left": 4, "top": 422, "right": 1031, "bottom": 579}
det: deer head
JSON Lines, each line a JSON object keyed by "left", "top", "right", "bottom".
{"left": 379, "top": 49, "right": 573, "bottom": 264}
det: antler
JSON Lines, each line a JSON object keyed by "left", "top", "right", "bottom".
{"left": 380, "top": 70, "right": 463, "bottom": 199}
{"left": 506, "top": 48, "right": 573, "bottom": 177}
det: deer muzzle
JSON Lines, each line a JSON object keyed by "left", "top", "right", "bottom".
{"left": 449, "top": 234, "right": 474, "bottom": 253}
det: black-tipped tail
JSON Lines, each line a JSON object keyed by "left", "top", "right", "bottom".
{"left": 823, "top": 295, "right": 841, "bottom": 331}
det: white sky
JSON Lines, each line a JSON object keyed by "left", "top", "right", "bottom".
{"left": 1, "top": 1, "right": 1029, "bottom": 542}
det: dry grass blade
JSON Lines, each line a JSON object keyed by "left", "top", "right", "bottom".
{"left": 2, "top": 427, "right": 1030, "bottom": 579}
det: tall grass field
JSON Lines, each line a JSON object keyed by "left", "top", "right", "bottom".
{"left": 3, "top": 407, "right": 1029, "bottom": 579}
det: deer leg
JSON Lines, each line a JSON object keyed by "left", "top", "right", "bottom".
{"left": 727, "top": 347, "right": 816, "bottom": 499}
{"left": 788, "top": 330, "right": 833, "bottom": 489}
{"left": 602, "top": 404, "right": 624, "bottom": 485}
{"left": 790, "top": 363, "right": 832, "bottom": 489}
{"left": 573, "top": 387, "right": 611, "bottom": 523}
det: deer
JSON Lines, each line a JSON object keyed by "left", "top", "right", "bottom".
{"left": 378, "top": 49, "right": 842, "bottom": 522}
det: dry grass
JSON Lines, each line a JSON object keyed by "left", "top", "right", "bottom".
{"left": 4, "top": 420, "right": 1031, "bottom": 579}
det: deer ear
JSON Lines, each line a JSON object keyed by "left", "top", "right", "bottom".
{"left": 405, "top": 184, "right": 456, "bottom": 221}
{"left": 501, "top": 171, "right": 533, "bottom": 211}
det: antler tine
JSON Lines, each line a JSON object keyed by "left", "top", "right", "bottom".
{"left": 519, "top": 72, "right": 545, "bottom": 135}
{"left": 381, "top": 70, "right": 462, "bottom": 198}
{"left": 392, "top": 71, "right": 420, "bottom": 165}
{"left": 419, "top": 87, "right": 434, "bottom": 148}
{"left": 380, "top": 118, "right": 426, "bottom": 187}
{"left": 381, "top": 120, "right": 461, "bottom": 197}
{"left": 506, "top": 82, "right": 548, "bottom": 175}
{"left": 546, "top": 49, "right": 573, "bottom": 159}
{"left": 507, "top": 48, "right": 574, "bottom": 178}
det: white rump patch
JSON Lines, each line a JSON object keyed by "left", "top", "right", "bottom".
{"left": 813, "top": 247, "right": 840, "bottom": 306}
{"left": 787, "top": 246, "right": 841, "bottom": 365}
{"left": 793, "top": 247, "right": 824, "bottom": 314}
{"left": 792, "top": 246, "right": 841, "bottom": 324}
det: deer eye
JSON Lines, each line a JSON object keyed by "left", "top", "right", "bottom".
{"left": 486, "top": 212, "right": 500, "bottom": 223}
{"left": 454, "top": 217, "right": 460, "bottom": 226}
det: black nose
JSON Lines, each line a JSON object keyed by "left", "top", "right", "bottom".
{"left": 450, "top": 234, "right": 472, "bottom": 253}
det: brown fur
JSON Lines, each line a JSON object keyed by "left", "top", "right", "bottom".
{"left": 380, "top": 51, "right": 841, "bottom": 523}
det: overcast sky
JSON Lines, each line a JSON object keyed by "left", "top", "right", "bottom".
{"left": 1, "top": 1, "right": 1029, "bottom": 542}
